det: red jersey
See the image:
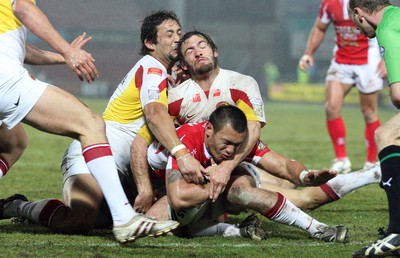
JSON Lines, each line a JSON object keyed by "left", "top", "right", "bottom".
{"left": 319, "top": 0, "right": 376, "bottom": 64}
{"left": 147, "top": 121, "right": 271, "bottom": 181}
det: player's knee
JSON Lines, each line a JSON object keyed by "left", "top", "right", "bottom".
{"left": 226, "top": 186, "right": 252, "bottom": 207}
{"left": 374, "top": 124, "right": 393, "bottom": 150}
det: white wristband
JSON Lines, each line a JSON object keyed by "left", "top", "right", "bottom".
{"left": 171, "top": 144, "right": 186, "bottom": 156}
{"left": 299, "top": 170, "right": 309, "bottom": 185}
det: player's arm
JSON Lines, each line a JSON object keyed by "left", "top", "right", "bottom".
{"left": 24, "top": 33, "right": 93, "bottom": 66}
{"left": 257, "top": 151, "right": 336, "bottom": 186}
{"left": 166, "top": 166, "right": 210, "bottom": 210}
{"left": 144, "top": 102, "right": 205, "bottom": 184}
{"left": 12, "top": 0, "right": 98, "bottom": 82}
{"left": 131, "top": 134, "right": 154, "bottom": 213}
{"left": 24, "top": 43, "right": 64, "bottom": 65}
{"left": 390, "top": 82, "right": 400, "bottom": 109}
{"left": 298, "top": 17, "right": 329, "bottom": 72}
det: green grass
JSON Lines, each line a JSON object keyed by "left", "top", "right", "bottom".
{"left": 0, "top": 99, "right": 396, "bottom": 257}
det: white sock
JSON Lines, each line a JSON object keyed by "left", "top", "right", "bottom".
{"left": 83, "top": 144, "right": 136, "bottom": 226}
{"left": 186, "top": 217, "right": 231, "bottom": 237}
{"left": 327, "top": 164, "right": 381, "bottom": 198}
{"left": 266, "top": 193, "right": 325, "bottom": 236}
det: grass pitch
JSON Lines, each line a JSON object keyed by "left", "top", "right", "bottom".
{"left": 0, "top": 99, "right": 395, "bottom": 257}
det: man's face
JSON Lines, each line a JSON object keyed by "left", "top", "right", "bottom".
{"left": 205, "top": 123, "right": 246, "bottom": 164}
{"left": 348, "top": 5, "right": 376, "bottom": 38}
{"left": 180, "top": 35, "right": 218, "bottom": 76}
{"left": 153, "top": 19, "right": 182, "bottom": 63}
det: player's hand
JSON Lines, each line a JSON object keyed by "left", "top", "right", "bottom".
{"left": 64, "top": 34, "right": 98, "bottom": 83}
{"left": 377, "top": 59, "right": 387, "bottom": 79}
{"left": 168, "top": 62, "right": 190, "bottom": 87}
{"left": 177, "top": 154, "right": 205, "bottom": 184}
{"left": 298, "top": 54, "right": 313, "bottom": 72}
{"left": 70, "top": 32, "right": 92, "bottom": 49}
{"left": 133, "top": 190, "right": 155, "bottom": 214}
{"left": 301, "top": 169, "right": 337, "bottom": 186}
{"left": 203, "top": 159, "right": 231, "bottom": 202}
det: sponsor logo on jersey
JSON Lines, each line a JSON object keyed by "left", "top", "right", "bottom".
{"left": 192, "top": 93, "right": 201, "bottom": 103}
{"left": 213, "top": 89, "right": 221, "bottom": 97}
{"left": 147, "top": 67, "right": 163, "bottom": 76}
{"left": 148, "top": 89, "right": 160, "bottom": 100}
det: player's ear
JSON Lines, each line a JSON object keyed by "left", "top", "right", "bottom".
{"left": 144, "top": 39, "right": 156, "bottom": 51}
{"left": 205, "top": 122, "right": 214, "bottom": 137}
{"left": 213, "top": 49, "right": 219, "bottom": 58}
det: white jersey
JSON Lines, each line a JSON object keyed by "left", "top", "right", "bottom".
{"left": 168, "top": 69, "right": 266, "bottom": 125}
{"left": 0, "top": 0, "right": 29, "bottom": 86}
{"left": 62, "top": 54, "right": 170, "bottom": 180}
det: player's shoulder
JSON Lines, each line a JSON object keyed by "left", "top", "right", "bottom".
{"left": 137, "top": 55, "right": 166, "bottom": 74}
{"left": 169, "top": 78, "right": 195, "bottom": 96}
{"left": 221, "top": 69, "right": 258, "bottom": 87}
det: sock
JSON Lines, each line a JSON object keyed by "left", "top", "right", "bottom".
{"left": 327, "top": 117, "right": 346, "bottom": 159}
{"left": 0, "top": 155, "right": 9, "bottom": 179}
{"left": 82, "top": 143, "right": 135, "bottom": 226}
{"left": 4, "top": 199, "right": 65, "bottom": 227}
{"left": 321, "top": 164, "right": 382, "bottom": 199}
{"left": 263, "top": 192, "right": 325, "bottom": 236}
{"left": 379, "top": 145, "right": 400, "bottom": 233}
{"left": 365, "top": 120, "right": 380, "bottom": 162}
{"left": 185, "top": 217, "right": 231, "bottom": 237}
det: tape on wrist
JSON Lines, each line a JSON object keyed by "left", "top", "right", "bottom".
{"left": 299, "top": 170, "right": 309, "bottom": 185}
{"left": 171, "top": 144, "right": 186, "bottom": 156}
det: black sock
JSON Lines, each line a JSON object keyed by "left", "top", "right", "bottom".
{"left": 379, "top": 145, "right": 400, "bottom": 234}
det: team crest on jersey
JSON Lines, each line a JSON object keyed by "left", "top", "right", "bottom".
{"left": 192, "top": 93, "right": 201, "bottom": 103}
{"left": 148, "top": 89, "right": 160, "bottom": 100}
{"left": 257, "top": 140, "right": 267, "bottom": 151}
{"left": 213, "top": 89, "right": 221, "bottom": 97}
{"left": 216, "top": 101, "right": 230, "bottom": 108}
{"left": 250, "top": 98, "right": 264, "bottom": 117}
{"left": 147, "top": 67, "right": 163, "bottom": 76}
{"left": 379, "top": 46, "right": 385, "bottom": 57}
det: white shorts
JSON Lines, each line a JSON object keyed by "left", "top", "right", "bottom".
{"left": 0, "top": 70, "right": 47, "bottom": 129}
{"left": 61, "top": 121, "right": 135, "bottom": 182}
{"left": 326, "top": 60, "right": 383, "bottom": 94}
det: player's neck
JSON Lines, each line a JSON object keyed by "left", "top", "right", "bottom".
{"left": 194, "top": 67, "right": 220, "bottom": 91}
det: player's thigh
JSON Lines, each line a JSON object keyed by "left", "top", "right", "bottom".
{"left": 24, "top": 85, "right": 106, "bottom": 143}
{"left": 63, "top": 174, "right": 104, "bottom": 215}
{"left": 0, "top": 122, "right": 27, "bottom": 165}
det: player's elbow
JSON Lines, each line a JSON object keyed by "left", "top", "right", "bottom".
{"left": 169, "top": 192, "right": 193, "bottom": 210}
{"left": 12, "top": 0, "right": 30, "bottom": 21}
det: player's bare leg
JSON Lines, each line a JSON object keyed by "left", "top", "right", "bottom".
{"left": 22, "top": 85, "right": 178, "bottom": 242}
{"left": 359, "top": 91, "right": 380, "bottom": 166}
{"left": 225, "top": 172, "right": 347, "bottom": 242}
{"left": 326, "top": 81, "right": 352, "bottom": 173}
{"left": 0, "top": 123, "right": 28, "bottom": 178}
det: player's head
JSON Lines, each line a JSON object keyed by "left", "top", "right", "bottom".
{"left": 177, "top": 30, "right": 219, "bottom": 77}
{"left": 205, "top": 105, "right": 247, "bottom": 163}
{"left": 348, "top": 0, "right": 390, "bottom": 38}
{"left": 140, "top": 10, "right": 182, "bottom": 62}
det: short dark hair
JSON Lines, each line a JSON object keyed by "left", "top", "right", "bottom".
{"left": 140, "top": 10, "right": 181, "bottom": 56}
{"left": 177, "top": 30, "right": 218, "bottom": 62}
{"left": 209, "top": 105, "right": 247, "bottom": 134}
{"left": 349, "top": 0, "right": 391, "bottom": 14}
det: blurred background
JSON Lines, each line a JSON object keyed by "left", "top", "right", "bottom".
{"left": 28, "top": 0, "right": 399, "bottom": 106}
